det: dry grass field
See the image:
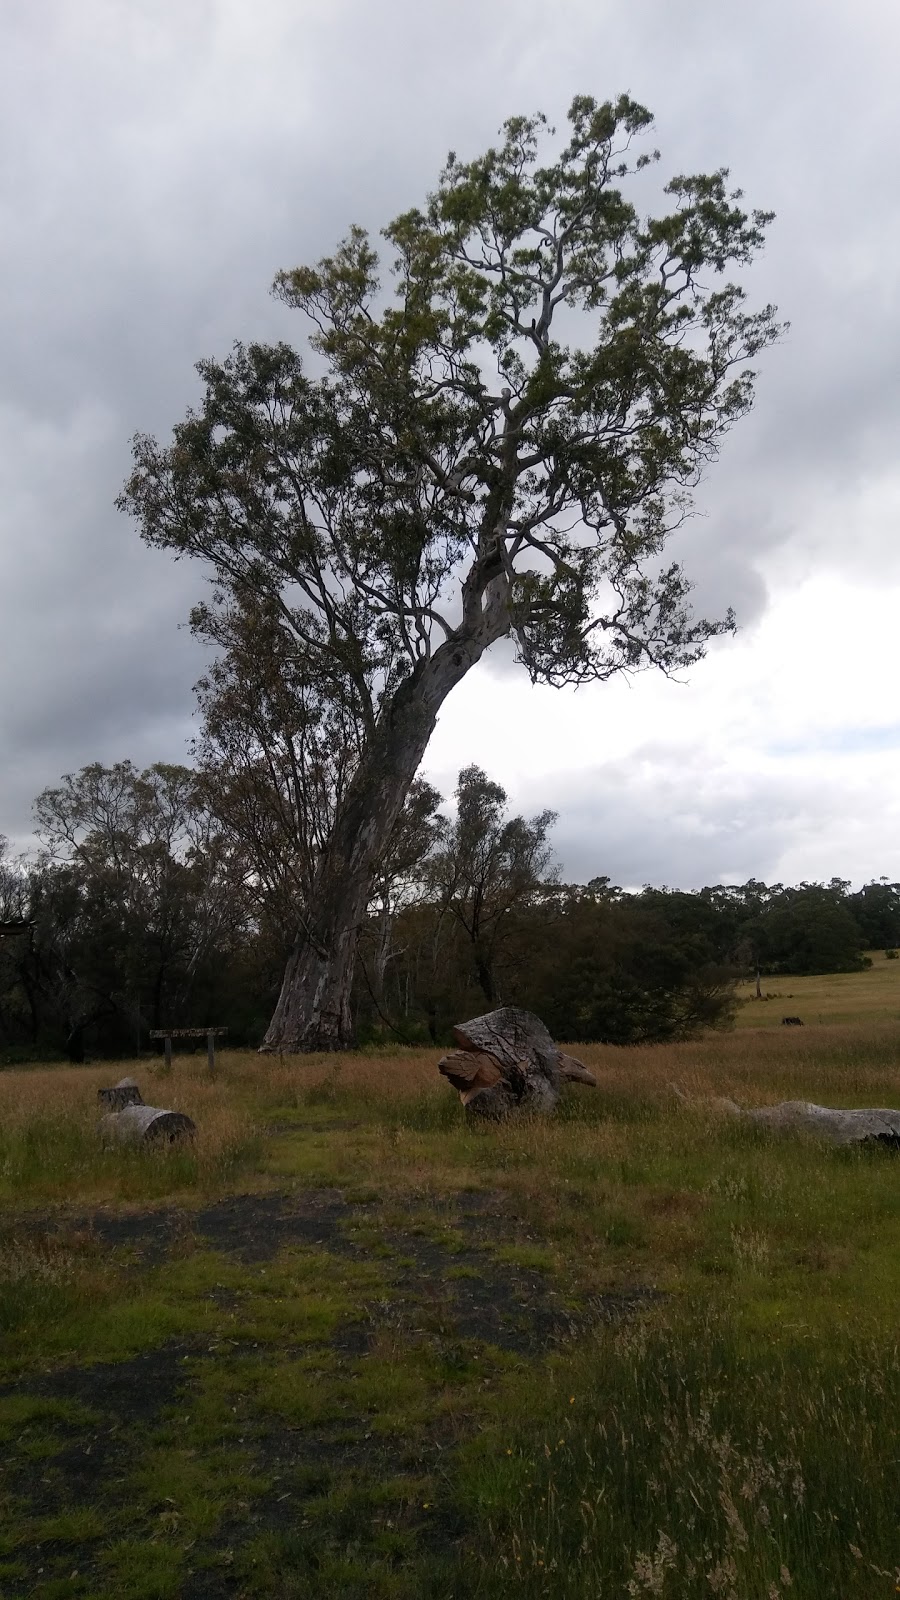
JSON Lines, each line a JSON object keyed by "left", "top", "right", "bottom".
{"left": 734, "top": 945, "right": 900, "bottom": 1026}
{"left": 1, "top": 961, "right": 899, "bottom": 1598}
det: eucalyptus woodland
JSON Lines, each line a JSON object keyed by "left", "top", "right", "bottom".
{"left": 121, "top": 94, "right": 781, "bottom": 1050}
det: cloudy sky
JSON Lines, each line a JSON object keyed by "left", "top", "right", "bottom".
{"left": 2, "top": 0, "right": 898, "bottom": 889}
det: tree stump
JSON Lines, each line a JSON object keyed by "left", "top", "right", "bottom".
{"left": 97, "top": 1077, "right": 144, "bottom": 1112}
{"left": 439, "top": 1006, "right": 595, "bottom": 1121}
{"left": 100, "top": 1104, "right": 197, "bottom": 1146}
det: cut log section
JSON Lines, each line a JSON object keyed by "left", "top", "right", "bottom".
{"left": 439, "top": 1007, "right": 595, "bottom": 1121}
{"left": 100, "top": 1104, "right": 197, "bottom": 1146}
{"left": 97, "top": 1077, "right": 144, "bottom": 1112}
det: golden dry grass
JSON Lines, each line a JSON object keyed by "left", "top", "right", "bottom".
{"left": 0, "top": 1058, "right": 259, "bottom": 1206}
{"left": 734, "top": 945, "right": 900, "bottom": 1025}
{"left": 1, "top": 960, "right": 899, "bottom": 1214}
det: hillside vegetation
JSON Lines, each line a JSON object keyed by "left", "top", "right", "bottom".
{"left": 6, "top": 760, "right": 900, "bottom": 1063}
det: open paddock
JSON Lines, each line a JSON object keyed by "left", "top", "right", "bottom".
{"left": 1, "top": 967, "right": 899, "bottom": 1597}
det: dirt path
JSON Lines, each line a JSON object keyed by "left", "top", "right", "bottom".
{"left": 2, "top": 1189, "right": 657, "bottom": 1598}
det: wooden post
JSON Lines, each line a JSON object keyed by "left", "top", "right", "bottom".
{"left": 150, "top": 1026, "right": 226, "bottom": 1067}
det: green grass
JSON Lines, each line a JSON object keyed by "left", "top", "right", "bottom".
{"left": 1, "top": 964, "right": 899, "bottom": 1595}
{"left": 459, "top": 1313, "right": 900, "bottom": 1598}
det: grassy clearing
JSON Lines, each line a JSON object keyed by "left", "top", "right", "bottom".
{"left": 734, "top": 944, "right": 900, "bottom": 1026}
{"left": 0, "top": 964, "right": 899, "bottom": 1596}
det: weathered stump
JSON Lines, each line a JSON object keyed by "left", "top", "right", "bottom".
{"left": 100, "top": 1104, "right": 196, "bottom": 1146}
{"left": 439, "top": 1006, "right": 595, "bottom": 1121}
{"left": 97, "top": 1077, "right": 143, "bottom": 1112}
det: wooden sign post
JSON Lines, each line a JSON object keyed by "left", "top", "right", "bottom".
{"left": 149, "top": 1027, "right": 227, "bottom": 1076}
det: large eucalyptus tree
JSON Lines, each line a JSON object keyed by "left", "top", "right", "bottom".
{"left": 120, "top": 94, "right": 782, "bottom": 1051}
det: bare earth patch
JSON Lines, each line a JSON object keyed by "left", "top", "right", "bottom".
{"left": 2, "top": 1187, "right": 656, "bottom": 1598}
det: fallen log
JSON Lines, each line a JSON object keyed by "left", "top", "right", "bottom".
{"left": 97, "top": 1077, "right": 143, "bottom": 1112}
{"left": 439, "top": 1007, "right": 595, "bottom": 1121}
{"left": 732, "top": 1100, "right": 900, "bottom": 1147}
{"left": 557, "top": 1051, "right": 598, "bottom": 1086}
{"left": 672, "top": 1086, "right": 900, "bottom": 1148}
{"left": 100, "top": 1104, "right": 196, "bottom": 1146}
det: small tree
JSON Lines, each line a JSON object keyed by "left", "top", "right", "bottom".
{"left": 428, "top": 765, "right": 556, "bottom": 1004}
{"left": 193, "top": 596, "right": 363, "bottom": 949}
{"left": 748, "top": 883, "right": 868, "bottom": 976}
{"left": 33, "top": 761, "right": 243, "bottom": 1050}
{"left": 120, "top": 93, "right": 782, "bottom": 1050}
{"left": 848, "top": 880, "right": 900, "bottom": 951}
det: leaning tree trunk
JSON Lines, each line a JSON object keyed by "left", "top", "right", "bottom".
{"left": 261, "top": 575, "right": 510, "bottom": 1053}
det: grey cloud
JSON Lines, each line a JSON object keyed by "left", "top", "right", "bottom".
{"left": 513, "top": 749, "right": 897, "bottom": 891}
{"left": 0, "top": 405, "right": 208, "bottom": 844}
{"left": 2, "top": 0, "right": 899, "bottom": 880}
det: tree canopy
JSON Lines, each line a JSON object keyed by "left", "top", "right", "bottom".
{"left": 119, "top": 93, "right": 783, "bottom": 1050}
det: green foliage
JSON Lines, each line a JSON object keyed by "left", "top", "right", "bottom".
{"left": 123, "top": 94, "right": 782, "bottom": 696}
{"left": 848, "top": 880, "right": 900, "bottom": 948}
{"left": 4, "top": 750, "right": 893, "bottom": 1053}
{"left": 112, "top": 93, "right": 783, "bottom": 1050}
{"left": 630, "top": 879, "right": 872, "bottom": 980}
{"left": 364, "top": 866, "right": 739, "bottom": 1046}
{"left": 0, "top": 763, "right": 287, "bottom": 1059}
{"left": 11, "top": 762, "right": 254, "bottom": 1058}
{"left": 751, "top": 884, "right": 869, "bottom": 975}
{"left": 522, "top": 891, "right": 738, "bottom": 1043}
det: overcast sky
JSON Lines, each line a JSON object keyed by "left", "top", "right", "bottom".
{"left": 2, "top": 0, "right": 899, "bottom": 889}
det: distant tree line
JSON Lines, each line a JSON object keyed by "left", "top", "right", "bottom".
{"left": 1, "top": 758, "right": 895, "bottom": 1063}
